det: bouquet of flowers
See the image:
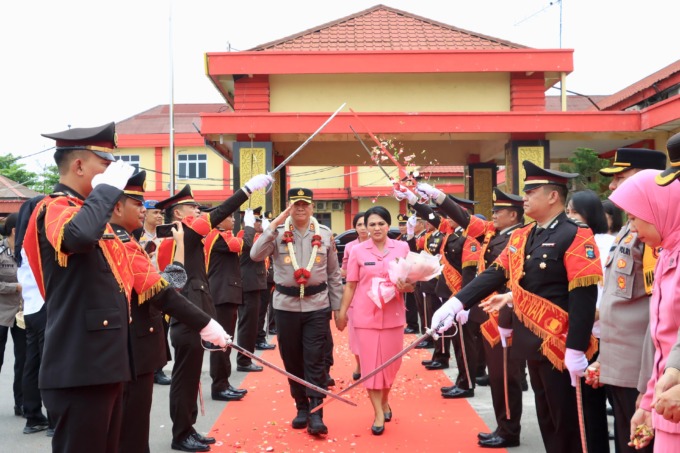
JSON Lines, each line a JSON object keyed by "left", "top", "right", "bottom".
{"left": 367, "top": 252, "right": 443, "bottom": 309}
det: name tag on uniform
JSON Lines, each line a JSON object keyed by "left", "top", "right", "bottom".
{"left": 364, "top": 262, "right": 376, "bottom": 266}
{"left": 541, "top": 243, "right": 556, "bottom": 247}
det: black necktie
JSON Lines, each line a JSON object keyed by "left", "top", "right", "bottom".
{"left": 530, "top": 227, "right": 544, "bottom": 248}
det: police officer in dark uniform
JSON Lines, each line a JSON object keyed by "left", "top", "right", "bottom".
{"left": 431, "top": 161, "right": 603, "bottom": 453}
{"left": 111, "top": 171, "right": 226, "bottom": 453}
{"left": 22, "top": 123, "right": 137, "bottom": 453}
{"left": 256, "top": 210, "right": 277, "bottom": 349}
{"left": 156, "top": 173, "right": 272, "bottom": 452}
{"left": 203, "top": 207, "right": 248, "bottom": 402}
{"left": 397, "top": 213, "right": 420, "bottom": 334}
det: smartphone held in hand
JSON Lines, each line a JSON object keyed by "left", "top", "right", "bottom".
{"left": 156, "top": 223, "right": 178, "bottom": 238}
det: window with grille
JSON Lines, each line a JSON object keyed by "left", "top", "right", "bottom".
{"left": 178, "top": 154, "right": 207, "bottom": 179}
{"left": 116, "top": 155, "right": 140, "bottom": 172}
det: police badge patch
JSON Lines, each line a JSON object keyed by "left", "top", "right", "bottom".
{"left": 585, "top": 244, "right": 596, "bottom": 259}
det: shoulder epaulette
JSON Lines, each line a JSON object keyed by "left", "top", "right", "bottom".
{"left": 113, "top": 227, "right": 131, "bottom": 243}
{"left": 319, "top": 224, "right": 332, "bottom": 231}
{"left": 566, "top": 218, "right": 589, "bottom": 228}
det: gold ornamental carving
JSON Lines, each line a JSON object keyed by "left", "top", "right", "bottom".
{"left": 239, "top": 147, "right": 266, "bottom": 211}
{"left": 518, "top": 146, "right": 545, "bottom": 193}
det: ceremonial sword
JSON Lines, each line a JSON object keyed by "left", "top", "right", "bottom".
{"left": 458, "top": 319, "right": 473, "bottom": 390}
{"left": 349, "top": 125, "right": 394, "bottom": 183}
{"left": 310, "top": 319, "right": 449, "bottom": 414}
{"left": 202, "top": 340, "right": 356, "bottom": 407}
{"left": 576, "top": 379, "right": 588, "bottom": 453}
{"left": 503, "top": 345, "right": 511, "bottom": 420}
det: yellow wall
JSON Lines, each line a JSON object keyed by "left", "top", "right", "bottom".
{"left": 270, "top": 73, "right": 510, "bottom": 113}
{"left": 288, "top": 166, "right": 346, "bottom": 189}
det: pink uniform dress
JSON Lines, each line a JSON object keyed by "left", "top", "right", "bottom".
{"left": 342, "top": 239, "right": 362, "bottom": 355}
{"left": 610, "top": 170, "right": 680, "bottom": 452}
{"left": 346, "top": 238, "right": 410, "bottom": 389}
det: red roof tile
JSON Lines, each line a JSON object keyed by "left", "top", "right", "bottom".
{"left": 0, "top": 175, "right": 40, "bottom": 200}
{"left": 116, "top": 104, "right": 230, "bottom": 135}
{"left": 251, "top": 4, "right": 527, "bottom": 52}
{"left": 545, "top": 95, "right": 607, "bottom": 111}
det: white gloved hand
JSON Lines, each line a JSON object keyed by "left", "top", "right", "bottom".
{"left": 243, "top": 209, "right": 256, "bottom": 228}
{"left": 261, "top": 217, "right": 270, "bottom": 230}
{"left": 406, "top": 214, "right": 417, "bottom": 236}
{"left": 91, "top": 160, "right": 136, "bottom": 191}
{"left": 564, "top": 348, "right": 589, "bottom": 387}
{"left": 200, "top": 319, "right": 232, "bottom": 348}
{"left": 430, "top": 297, "right": 464, "bottom": 334}
{"left": 416, "top": 182, "right": 444, "bottom": 203}
{"left": 244, "top": 174, "right": 274, "bottom": 194}
{"left": 498, "top": 327, "right": 513, "bottom": 348}
{"left": 393, "top": 184, "right": 418, "bottom": 205}
{"left": 455, "top": 309, "right": 470, "bottom": 325}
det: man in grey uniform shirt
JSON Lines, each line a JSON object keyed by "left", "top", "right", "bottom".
{"left": 250, "top": 188, "right": 343, "bottom": 437}
{"left": 591, "top": 148, "right": 667, "bottom": 452}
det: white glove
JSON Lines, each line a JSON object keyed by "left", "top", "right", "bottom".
{"left": 498, "top": 327, "right": 513, "bottom": 348}
{"left": 243, "top": 209, "right": 255, "bottom": 228}
{"left": 455, "top": 309, "right": 470, "bottom": 325}
{"left": 244, "top": 174, "right": 274, "bottom": 194}
{"left": 406, "top": 214, "right": 417, "bottom": 236}
{"left": 261, "top": 218, "right": 270, "bottom": 230}
{"left": 393, "top": 184, "right": 418, "bottom": 205}
{"left": 200, "top": 319, "right": 232, "bottom": 348}
{"left": 416, "top": 182, "right": 444, "bottom": 203}
{"left": 91, "top": 160, "right": 136, "bottom": 191}
{"left": 430, "top": 297, "right": 464, "bottom": 334}
{"left": 564, "top": 348, "right": 589, "bottom": 387}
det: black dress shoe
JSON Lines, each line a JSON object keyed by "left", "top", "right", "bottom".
{"left": 477, "top": 430, "right": 497, "bottom": 440}
{"left": 171, "top": 435, "right": 210, "bottom": 452}
{"left": 371, "top": 424, "right": 385, "bottom": 435}
{"left": 606, "top": 406, "right": 614, "bottom": 416}
{"left": 237, "top": 363, "right": 263, "bottom": 372}
{"left": 352, "top": 372, "right": 361, "bottom": 381}
{"left": 421, "top": 360, "right": 433, "bottom": 366}
{"left": 192, "top": 432, "right": 216, "bottom": 445}
{"left": 14, "top": 405, "right": 23, "bottom": 417}
{"left": 211, "top": 390, "right": 245, "bottom": 401}
{"left": 255, "top": 342, "right": 276, "bottom": 350}
{"left": 415, "top": 340, "right": 434, "bottom": 349}
{"left": 442, "top": 387, "right": 474, "bottom": 399}
{"left": 404, "top": 327, "right": 417, "bottom": 334}
{"left": 268, "top": 328, "right": 277, "bottom": 335}
{"left": 46, "top": 428, "right": 55, "bottom": 437}
{"left": 425, "top": 361, "right": 449, "bottom": 370}
{"left": 326, "top": 377, "right": 336, "bottom": 387}
{"left": 478, "top": 434, "right": 519, "bottom": 448}
{"left": 23, "top": 423, "right": 49, "bottom": 434}
{"left": 384, "top": 407, "right": 392, "bottom": 422}
{"left": 228, "top": 385, "right": 247, "bottom": 395}
{"left": 475, "top": 374, "right": 490, "bottom": 386}
{"left": 520, "top": 378, "right": 528, "bottom": 392}
{"left": 154, "top": 370, "right": 172, "bottom": 385}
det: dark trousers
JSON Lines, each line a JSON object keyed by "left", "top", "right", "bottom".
{"left": 275, "top": 308, "right": 330, "bottom": 400}
{"left": 256, "top": 284, "right": 274, "bottom": 343}
{"left": 323, "top": 310, "right": 334, "bottom": 377}
{"left": 169, "top": 323, "right": 204, "bottom": 442}
{"left": 119, "top": 372, "right": 154, "bottom": 453}
{"left": 237, "top": 290, "right": 261, "bottom": 367}
{"left": 452, "top": 321, "right": 480, "bottom": 390}
{"left": 528, "top": 358, "right": 583, "bottom": 453}
{"left": 210, "top": 303, "right": 239, "bottom": 393}
{"left": 414, "top": 288, "right": 432, "bottom": 333}
{"left": 0, "top": 318, "right": 27, "bottom": 408}
{"left": 606, "top": 384, "right": 653, "bottom": 453}
{"left": 22, "top": 306, "right": 52, "bottom": 426}
{"left": 404, "top": 292, "right": 419, "bottom": 331}
{"left": 43, "top": 382, "right": 124, "bottom": 453}
{"left": 475, "top": 332, "right": 488, "bottom": 377}
{"left": 430, "top": 295, "right": 450, "bottom": 362}
{"left": 484, "top": 340, "right": 523, "bottom": 441}
{"left": 157, "top": 316, "right": 171, "bottom": 369}
{"left": 583, "top": 344, "right": 610, "bottom": 453}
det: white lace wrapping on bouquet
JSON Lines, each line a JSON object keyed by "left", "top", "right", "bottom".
{"left": 387, "top": 251, "right": 443, "bottom": 285}
{"left": 368, "top": 277, "right": 397, "bottom": 309}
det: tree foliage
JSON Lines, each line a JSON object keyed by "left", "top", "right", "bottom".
{"left": 0, "top": 153, "right": 60, "bottom": 194}
{"left": 559, "top": 148, "right": 612, "bottom": 198}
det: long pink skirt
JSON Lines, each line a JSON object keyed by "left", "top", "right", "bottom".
{"left": 354, "top": 326, "right": 404, "bottom": 389}
{"left": 348, "top": 306, "right": 360, "bottom": 355}
{"left": 654, "top": 430, "right": 680, "bottom": 452}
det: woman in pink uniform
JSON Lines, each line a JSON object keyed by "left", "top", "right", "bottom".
{"left": 336, "top": 206, "right": 413, "bottom": 436}
{"left": 341, "top": 212, "right": 368, "bottom": 380}
{"left": 609, "top": 169, "right": 680, "bottom": 452}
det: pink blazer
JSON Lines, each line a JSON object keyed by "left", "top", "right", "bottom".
{"left": 346, "top": 238, "right": 410, "bottom": 330}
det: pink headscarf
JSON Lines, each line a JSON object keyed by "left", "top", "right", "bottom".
{"left": 609, "top": 169, "right": 680, "bottom": 252}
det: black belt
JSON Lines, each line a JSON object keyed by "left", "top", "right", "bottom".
{"left": 275, "top": 282, "right": 327, "bottom": 297}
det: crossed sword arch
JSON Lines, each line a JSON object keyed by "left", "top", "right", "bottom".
{"left": 213, "top": 103, "right": 589, "bottom": 452}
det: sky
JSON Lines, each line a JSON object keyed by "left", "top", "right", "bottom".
{"left": 2, "top": 0, "right": 679, "bottom": 173}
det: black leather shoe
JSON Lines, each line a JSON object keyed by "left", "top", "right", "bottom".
{"left": 14, "top": 405, "right": 23, "bottom": 417}
{"left": 255, "top": 342, "right": 276, "bottom": 350}
{"left": 292, "top": 408, "right": 309, "bottom": 429}
{"left": 23, "top": 423, "right": 49, "bottom": 434}
{"left": 404, "top": 327, "right": 417, "bottom": 334}
{"left": 211, "top": 390, "right": 245, "bottom": 401}
{"left": 478, "top": 434, "right": 519, "bottom": 448}
{"left": 415, "top": 340, "right": 434, "bottom": 349}
{"left": 171, "top": 435, "right": 210, "bottom": 452}
{"left": 352, "top": 372, "right": 361, "bottom": 381}
{"left": 268, "top": 328, "right": 277, "bottom": 335}
{"left": 441, "top": 385, "right": 455, "bottom": 393}
{"left": 442, "top": 387, "right": 474, "bottom": 399}
{"left": 520, "top": 378, "right": 529, "bottom": 392}
{"left": 192, "top": 432, "right": 216, "bottom": 445}
{"left": 46, "top": 428, "right": 55, "bottom": 437}
{"left": 425, "top": 361, "right": 449, "bottom": 370}
{"left": 606, "top": 406, "right": 614, "bottom": 416}
{"left": 478, "top": 430, "right": 497, "bottom": 440}
{"left": 326, "top": 377, "right": 336, "bottom": 387}
{"left": 307, "top": 398, "right": 328, "bottom": 436}
{"left": 154, "top": 370, "right": 172, "bottom": 385}
{"left": 476, "top": 374, "right": 490, "bottom": 386}
{"left": 228, "top": 385, "right": 247, "bottom": 395}
{"left": 421, "top": 360, "right": 433, "bottom": 366}
{"left": 384, "top": 407, "right": 392, "bottom": 422}
{"left": 371, "top": 424, "right": 385, "bottom": 435}
{"left": 237, "top": 363, "right": 263, "bottom": 372}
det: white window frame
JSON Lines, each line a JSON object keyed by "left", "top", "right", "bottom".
{"left": 116, "top": 155, "right": 140, "bottom": 172}
{"left": 177, "top": 153, "right": 208, "bottom": 180}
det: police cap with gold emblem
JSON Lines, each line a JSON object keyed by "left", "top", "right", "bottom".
{"left": 156, "top": 184, "right": 199, "bottom": 211}
{"left": 42, "top": 122, "right": 117, "bottom": 163}
{"left": 238, "top": 206, "right": 262, "bottom": 219}
{"left": 263, "top": 210, "right": 274, "bottom": 221}
{"left": 396, "top": 213, "right": 408, "bottom": 225}
{"left": 492, "top": 187, "right": 524, "bottom": 211}
{"left": 288, "top": 188, "right": 313, "bottom": 203}
{"left": 522, "top": 160, "right": 578, "bottom": 192}
{"left": 600, "top": 148, "right": 667, "bottom": 176}
{"left": 449, "top": 195, "right": 478, "bottom": 212}
{"left": 656, "top": 133, "right": 680, "bottom": 186}
{"left": 123, "top": 171, "right": 147, "bottom": 203}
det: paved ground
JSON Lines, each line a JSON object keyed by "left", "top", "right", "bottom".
{"left": 0, "top": 332, "right": 615, "bottom": 452}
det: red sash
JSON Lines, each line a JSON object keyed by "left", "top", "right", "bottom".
{"left": 478, "top": 225, "right": 501, "bottom": 345}
{"left": 156, "top": 238, "right": 176, "bottom": 272}
{"left": 495, "top": 224, "right": 600, "bottom": 370}
{"left": 123, "top": 240, "right": 168, "bottom": 304}
{"left": 204, "top": 229, "right": 244, "bottom": 270}
{"left": 439, "top": 234, "right": 462, "bottom": 293}
{"left": 23, "top": 195, "right": 133, "bottom": 305}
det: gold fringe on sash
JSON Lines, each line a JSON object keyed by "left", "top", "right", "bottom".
{"left": 568, "top": 275, "right": 603, "bottom": 291}
{"left": 137, "top": 280, "right": 169, "bottom": 305}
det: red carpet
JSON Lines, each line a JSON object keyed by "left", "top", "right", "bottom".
{"left": 209, "top": 326, "right": 503, "bottom": 452}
